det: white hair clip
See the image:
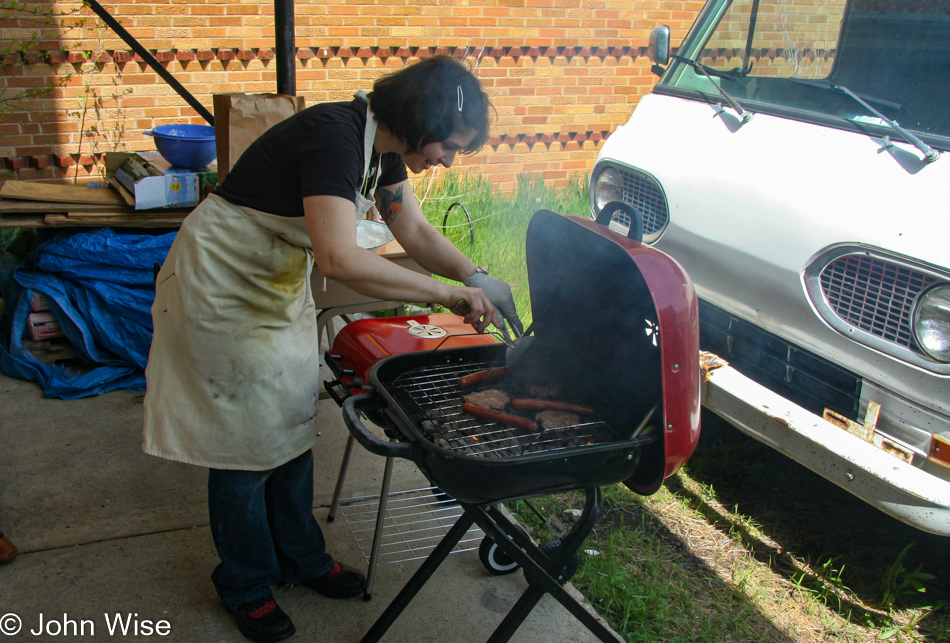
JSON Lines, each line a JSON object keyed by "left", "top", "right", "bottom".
{"left": 457, "top": 85, "right": 464, "bottom": 112}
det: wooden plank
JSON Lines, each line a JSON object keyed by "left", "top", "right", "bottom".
{"left": 0, "top": 180, "right": 127, "bottom": 205}
{"left": 0, "top": 198, "right": 130, "bottom": 212}
{"left": 66, "top": 214, "right": 155, "bottom": 221}
{"left": 2, "top": 209, "right": 188, "bottom": 228}
{"left": 46, "top": 213, "right": 188, "bottom": 227}
{"left": 0, "top": 213, "right": 47, "bottom": 227}
{"left": 67, "top": 215, "right": 188, "bottom": 223}
{"left": 66, "top": 213, "right": 191, "bottom": 224}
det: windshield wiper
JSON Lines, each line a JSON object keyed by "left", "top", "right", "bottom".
{"left": 671, "top": 54, "right": 753, "bottom": 123}
{"left": 671, "top": 54, "right": 745, "bottom": 81}
{"left": 789, "top": 78, "right": 901, "bottom": 111}
{"left": 792, "top": 78, "right": 940, "bottom": 163}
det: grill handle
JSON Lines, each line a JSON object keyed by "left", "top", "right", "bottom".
{"left": 595, "top": 201, "right": 643, "bottom": 242}
{"left": 343, "top": 393, "right": 418, "bottom": 460}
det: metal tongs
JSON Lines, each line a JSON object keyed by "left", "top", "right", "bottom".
{"left": 498, "top": 322, "right": 535, "bottom": 367}
{"left": 487, "top": 323, "right": 518, "bottom": 349}
{"left": 503, "top": 300, "right": 556, "bottom": 366}
{"left": 454, "top": 299, "right": 533, "bottom": 365}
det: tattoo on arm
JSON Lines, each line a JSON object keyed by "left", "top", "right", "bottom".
{"left": 378, "top": 185, "right": 404, "bottom": 224}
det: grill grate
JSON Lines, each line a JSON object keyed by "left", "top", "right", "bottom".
{"left": 336, "top": 486, "right": 482, "bottom": 566}
{"left": 819, "top": 254, "right": 938, "bottom": 352}
{"left": 389, "top": 360, "right": 618, "bottom": 459}
{"left": 619, "top": 169, "right": 668, "bottom": 237}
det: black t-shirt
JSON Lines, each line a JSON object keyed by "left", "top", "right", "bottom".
{"left": 214, "top": 98, "right": 408, "bottom": 218}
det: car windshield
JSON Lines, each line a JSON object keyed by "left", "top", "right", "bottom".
{"left": 659, "top": 0, "right": 950, "bottom": 143}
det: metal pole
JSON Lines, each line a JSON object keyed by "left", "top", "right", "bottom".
{"left": 274, "top": 0, "right": 296, "bottom": 95}
{"left": 84, "top": 0, "right": 214, "bottom": 125}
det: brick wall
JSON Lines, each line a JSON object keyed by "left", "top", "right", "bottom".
{"left": 0, "top": 0, "right": 703, "bottom": 188}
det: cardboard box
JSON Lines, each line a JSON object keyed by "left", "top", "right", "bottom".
{"left": 106, "top": 152, "right": 217, "bottom": 210}
{"left": 29, "top": 291, "right": 51, "bottom": 313}
{"left": 27, "top": 311, "right": 65, "bottom": 341}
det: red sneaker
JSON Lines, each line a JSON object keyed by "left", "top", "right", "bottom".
{"left": 302, "top": 561, "right": 366, "bottom": 599}
{"left": 231, "top": 594, "right": 295, "bottom": 642}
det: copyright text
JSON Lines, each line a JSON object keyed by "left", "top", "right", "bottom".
{"left": 0, "top": 613, "right": 171, "bottom": 637}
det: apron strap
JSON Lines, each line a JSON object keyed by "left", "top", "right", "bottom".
{"left": 356, "top": 91, "right": 382, "bottom": 200}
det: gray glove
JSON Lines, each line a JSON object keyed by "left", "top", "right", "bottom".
{"left": 464, "top": 269, "right": 524, "bottom": 338}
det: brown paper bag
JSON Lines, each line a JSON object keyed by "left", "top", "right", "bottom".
{"left": 213, "top": 93, "right": 306, "bottom": 183}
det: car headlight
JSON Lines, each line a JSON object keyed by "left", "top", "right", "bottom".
{"left": 914, "top": 284, "right": 950, "bottom": 363}
{"left": 592, "top": 166, "right": 624, "bottom": 216}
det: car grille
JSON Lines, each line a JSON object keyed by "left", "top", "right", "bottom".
{"left": 699, "top": 300, "right": 861, "bottom": 418}
{"left": 819, "top": 254, "right": 939, "bottom": 355}
{"left": 617, "top": 169, "right": 668, "bottom": 239}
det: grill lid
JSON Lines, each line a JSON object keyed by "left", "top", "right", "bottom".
{"left": 520, "top": 210, "right": 701, "bottom": 491}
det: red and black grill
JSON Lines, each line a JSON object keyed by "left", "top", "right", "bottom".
{"left": 325, "top": 312, "right": 498, "bottom": 402}
{"left": 327, "top": 208, "right": 701, "bottom": 643}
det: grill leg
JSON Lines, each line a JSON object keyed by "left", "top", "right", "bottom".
{"left": 473, "top": 488, "right": 622, "bottom": 643}
{"left": 486, "top": 585, "right": 546, "bottom": 643}
{"left": 362, "top": 455, "right": 395, "bottom": 601}
{"left": 360, "top": 511, "right": 475, "bottom": 643}
{"left": 327, "top": 433, "right": 356, "bottom": 522}
{"left": 360, "top": 489, "right": 620, "bottom": 643}
{"left": 326, "top": 432, "right": 393, "bottom": 601}
{"left": 489, "top": 574, "right": 620, "bottom": 643}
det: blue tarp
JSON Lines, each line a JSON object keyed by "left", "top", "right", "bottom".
{"left": 0, "top": 228, "right": 175, "bottom": 399}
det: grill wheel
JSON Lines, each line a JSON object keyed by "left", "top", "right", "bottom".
{"left": 478, "top": 534, "right": 580, "bottom": 582}
{"left": 477, "top": 521, "right": 535, "bottom": 576}
{"left": 479, "top": 536, "right": 520, "bottom": 575}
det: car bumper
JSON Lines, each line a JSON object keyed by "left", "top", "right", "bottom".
{"left": 701, "top": 354, "right": 950, "bottom": 536}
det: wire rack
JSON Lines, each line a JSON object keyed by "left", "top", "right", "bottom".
{"left": 389, "top": 360, "right": 618, "bottom": 458}
{"left": 336, "top": 485, "right": 484, "bottom": 566}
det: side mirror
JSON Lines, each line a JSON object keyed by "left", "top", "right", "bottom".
{"left": 648, "top": 25, "right": 671, "bottom": 65}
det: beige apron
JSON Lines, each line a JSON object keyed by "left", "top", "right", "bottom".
{"left": 143, "top": 95, "right": 381, "bottom": 470}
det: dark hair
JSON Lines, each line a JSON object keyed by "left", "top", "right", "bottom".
{"left": 368, "top": 55, "right": 493, "bottom": 155}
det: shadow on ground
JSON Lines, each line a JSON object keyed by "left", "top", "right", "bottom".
{"left": 512, "top": 487, "right": 797, "bottom": 643}
{"left": 679, "top": 410, "right": 949, "bottom": 641}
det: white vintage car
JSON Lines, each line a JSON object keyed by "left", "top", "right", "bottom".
{"left": 589, "top": 0, "right": 950, "bottom": 534}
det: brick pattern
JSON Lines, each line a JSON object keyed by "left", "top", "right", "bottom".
{"left": 705, "top": 0, "right": 845, "bottom": 78}
{"left": 0, "top": 0, "right": 706, "bottom": 189}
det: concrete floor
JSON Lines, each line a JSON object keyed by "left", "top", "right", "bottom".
{"left": 0, "top": 368, "right": 617, "bottom": 643}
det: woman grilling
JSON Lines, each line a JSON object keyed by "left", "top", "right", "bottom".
{"left": 143, "top": 56, "right": 522, "bottom": 643}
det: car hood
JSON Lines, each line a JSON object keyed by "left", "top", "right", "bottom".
{"left": 599, "top": 93, "right": 950, "bottom": 275}
{"left": 594, "top": 92, "right": 950, "bottom": 413}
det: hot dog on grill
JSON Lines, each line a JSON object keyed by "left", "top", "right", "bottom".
{"left": 510, "top": 399, "right": 594, "bottom": 415}
{"left": 461, "top": 403, "right": 539, "bottom": 432}
{"left": 457, "top": 366, "right": 511, "bottom": 387}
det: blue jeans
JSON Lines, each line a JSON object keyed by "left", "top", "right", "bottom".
{"left": 208, "top": 449, "right": 335, "bottom": 610}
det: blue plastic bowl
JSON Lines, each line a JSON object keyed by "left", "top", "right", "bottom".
{"left": 143, "top": 124, "right": 217, "bottom": 169}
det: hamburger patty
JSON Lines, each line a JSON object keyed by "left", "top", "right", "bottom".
{"left": 536, "top": 409, "right": 581, "bottom": 430}
{"left": 461, "top": 388, "right": 510, "bottom": 410}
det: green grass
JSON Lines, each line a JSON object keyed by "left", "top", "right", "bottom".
{"left": 509, "top": 486, "right": 782, "bottom": 642}
{"left": 413, "top": 168, "right": 588, "bottom": 323}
